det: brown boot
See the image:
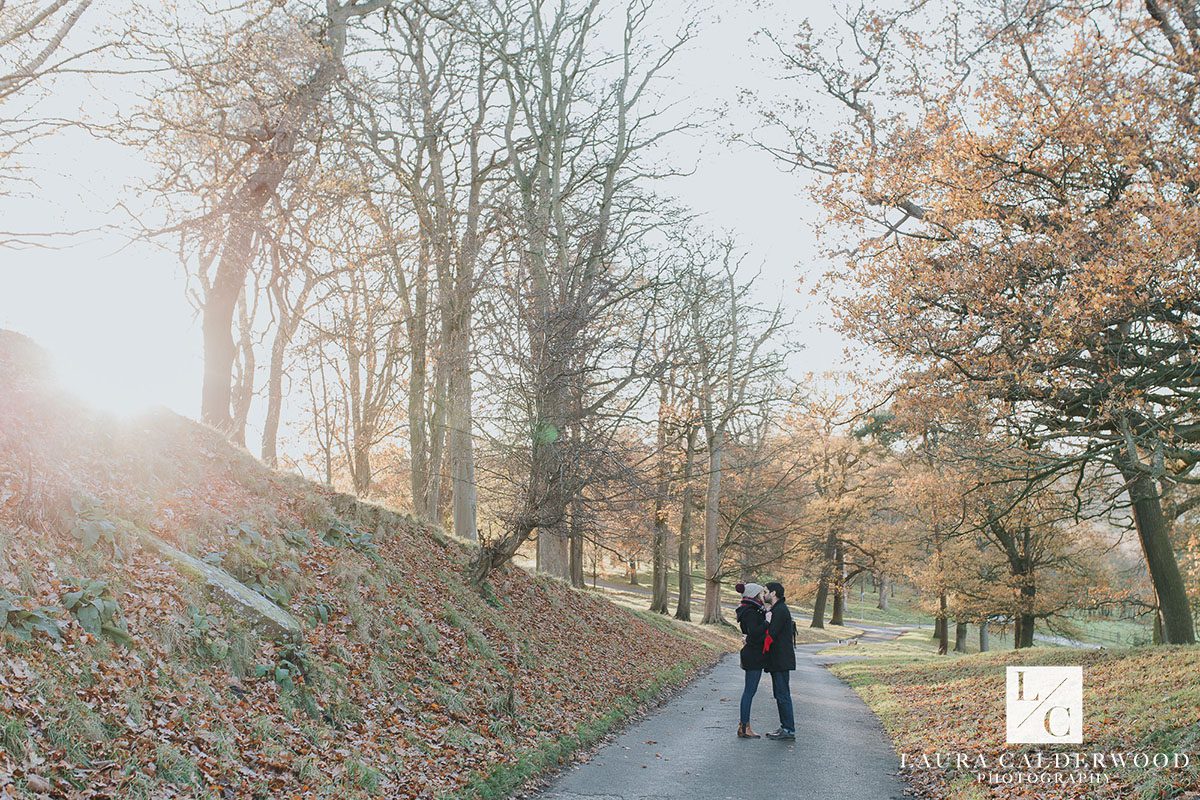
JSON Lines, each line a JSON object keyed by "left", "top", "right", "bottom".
{"left": 737, "top": 723, "right": 761, "bottom": 739}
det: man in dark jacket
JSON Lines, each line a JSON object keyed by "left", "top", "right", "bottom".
{"left": 762, "top": 581, "right": 796, "bottom": 740}
{"left": 734, "top": 582, "right": 768, "bottom": 739}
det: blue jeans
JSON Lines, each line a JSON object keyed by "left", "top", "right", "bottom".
{"left": 740, "top": 668, "right": 762, "bottom": 725}
{"left": 770, "top": 670, "right": 795, "bottom": 733}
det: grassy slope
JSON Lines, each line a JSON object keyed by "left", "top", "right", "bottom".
{"left": 0, "top": 337, "right": 729, "bottom": 799}
{"left": 824, "top": 632, "right": 1200, "bottom": 799}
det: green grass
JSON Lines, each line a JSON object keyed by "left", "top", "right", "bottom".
{"left": 833, "top": 593, "right": 932, "bottom": 626}
{"left": 1058, "top": 613, "right": 1153, "bottom": 648}
{"left": 822, "top": 629, "right": 944, "bottom": 662}
{"left": 154, "top": 742, "right": 197, "bottom": 786}
{"left": 610, "top": 567, "right": 706, "bottom": 592}
{"left": 0, "top": 711, "right": 29, "bottom": 759}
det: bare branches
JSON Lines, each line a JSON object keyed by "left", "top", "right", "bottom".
{"left": 0, "top": 0, "right": 93, "bottom": 101}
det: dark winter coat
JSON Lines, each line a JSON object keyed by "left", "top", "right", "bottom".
{"left": 736, "top": 599, "right": 768, "bottom": 670}
{"left": 763, "top": 601, "right": 796, "bottom": 672}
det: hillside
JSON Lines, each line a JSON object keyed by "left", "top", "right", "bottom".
{"left": 0, "top": 332, "right": 728, "bottom": 799}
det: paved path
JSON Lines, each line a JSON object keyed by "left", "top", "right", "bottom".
{"left": 533, "top": 627, "right": 909, "bottom": 800}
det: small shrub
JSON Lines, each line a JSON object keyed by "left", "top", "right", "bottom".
{"left": 256, "top": 644, "right": 320, "bottom": 719}
{"left": 224, "top": 622, "right": 261, "bottom": 678}
{"left": 59, "top": 578, "right": 132, "bottom": 645}
{"left": 486, "top": 679, "right": 518, "bottom": 719}
{"left": 307, "top": 597, "right": 333, "bottom": 626}
{"left": 70, "top": 495, "right": 122, "bottom": 556}
{"left": 185, "top": 606, "right": 229, "bottom": 661}
{"left": 227, "top": 521, "right": 263, "bottom": 548}
{"left": 479, "top": 580, "right": 503, "bottom": 609}
{"left": 437, "top": 685, "right": 468, "bottom": 715}
{"left": 220, "top": 540, "right": 292, "bottom": 610}
{"left": 47, "top": 697, "right": 109, "bottom": 761}
{"left": 0, "top": 590, "right": 61, "bottom": 641}
{"left": 321, "top": 522, "right": 378, "bottom": 554}
{"left": 121, "top": 687, "right": 147, "bottom": 728}
{"left": 282, "top": 529, "right": 311, "bottom": 550}
{"left": 256, "top": 652, "right": 305, "bottom": 693}
{"left": 251, "top": 716, "right": 281, "bottom": 744}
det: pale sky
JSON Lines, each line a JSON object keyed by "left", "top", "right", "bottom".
{"left": 0, "top": 1, "right": 850, "bottom": 435}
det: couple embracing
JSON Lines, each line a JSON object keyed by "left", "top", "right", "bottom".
{"left": 734, "top": 581, "right": 796, "bottom": 741}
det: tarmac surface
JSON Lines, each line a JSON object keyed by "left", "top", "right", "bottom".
{"left": 533, "top": 625, "right": 910, "bottom": 800}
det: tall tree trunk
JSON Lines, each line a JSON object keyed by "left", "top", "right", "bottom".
{"left": 954, "top": 620, "right": 968, "bottom": 653}
{"left": 876, "top": 572, "right": 889, "bottom": 611}
{"left": 261, "top": 355, "right": 284, "bottom": 467}
{"left": 449, "top": 413, "right": 477, "bottom": 539}
{"left": 569, "top": 494, "right": 585, "bottom": 588}
{"left": 260, "top": 246, "right": 313, "bottom": 468}
{"left": 407, "top": 251, "right": 431, "bottom": 518}
{"left": 810, "top": 530, "right": 837, "bottom": 628}
{"left": 651, "top": 508, "right": 669, "bottom": 614}
{"left": 650, "top": 382, "right": 671, "bottom": 614}
{"left": 829, "top": 588, "right": 844, "bottom": 627}
{"left": 1016, "top": 582, "right": 1036, "bottom": 648}
{"left": 674, "top": 427, "right": 698, "bottom": 621}
{"left": 936, "top": 593, "right": 948, "bottom": 655}
{"left": 1120, "top": 462, "right": 1195, "bottom": 644}
{"left": 536, "top": 523, "right": 570, "bottom": 580}
{"left": 448, "top": 312, "right": 476, "bottom": 540}
{"left": 229, "top": 291, "right": 256, "bottom": 446}
{"left": 565, "top": 414, "right": 585, "bottom": 588}
{"left": 530, "top": 287, "right": 571, "bottom": 579}
{"left": 202, "top": 222, "right": 257, "bottom": 434}
{"left": 829, "top": 544, "right": 846, "bottom": 626}
{"left": 352, "top": 436, "right": 372, "bottom": 497}
{"left": 979, "top": 620, "right": 990, "bottom": 652}
{"left": 261, "top": 303, "right": 289, "bottom": 467}
{"left": 447, "top": 99, "right": 485, "bottom": 541}
{"left": 701, "top": 427, "right": 725, "bottom": 624}
{"left": 533, "top": 409, "right": 570, "bottom": 579}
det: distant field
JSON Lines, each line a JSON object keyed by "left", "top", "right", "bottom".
{"left": 594, "top": 574, "right": 1162, "bottom": 651}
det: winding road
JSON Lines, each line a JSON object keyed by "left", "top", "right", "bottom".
{"left": 533, "top": 626, "right": 909, "bottom": 800}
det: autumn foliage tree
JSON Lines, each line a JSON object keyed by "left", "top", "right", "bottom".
{"left": 763, "top": 0, "right": 1200, "bottom": 643}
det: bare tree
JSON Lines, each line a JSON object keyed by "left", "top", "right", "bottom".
{"left": 0, "top": 0, "right": 96, "bottom": 245}
{"left": 468, "top": 0, "right": 694, "bottom": 585}
{"left": 129, "top": 0, "right": 391, "bottom": 435}
{"left": 684, "top": 239, "right": 791, "bottom": 624}
{"left": 347, "top": 2, "right": 509, "bottom": 536}
{"left": 295, "top": 217, "right": 406, "bottom": 497}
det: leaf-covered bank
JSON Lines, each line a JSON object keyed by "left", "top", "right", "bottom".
{"left": 0, "top": 336, "right": 728, "bottom": 798}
